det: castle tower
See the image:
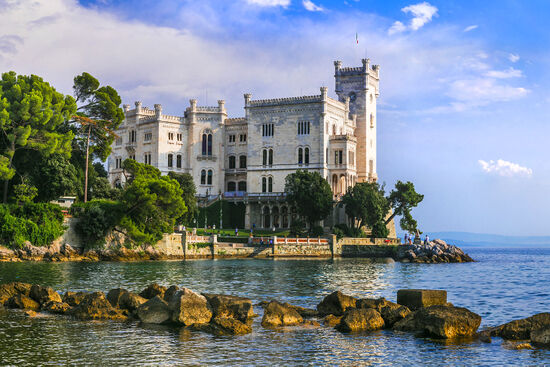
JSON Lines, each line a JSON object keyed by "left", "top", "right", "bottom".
{"left": 334, "top": 59, "right": 380, "bottom": 182}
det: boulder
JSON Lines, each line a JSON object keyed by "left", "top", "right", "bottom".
{"left": 7, "top": 294, "right": 40, "bottom": 311}
{"left": 316, "top": 291, "right": 357, "bottom": 316}
{"left": 137, "top": 296, "right": 172, "bottom": 324}
{"left": 43, "top": 301, "right": 71, "bottom": 314}
{"left": 60, "top": 243, "right": 78, "bottom": 257}
{"left": 357, "top": 297, "right": 391, "bottom": 312}
{"left": 208, "top": 316, "right": 252, "bottom": 335}
{"left": 0, "top": 282, "right": 32, "bottom": 305}
{"left": 163, "top": 285, "right": 181, "bottom": 302}
{"left": 490, "top": 313, "right": 550, "bottom": 340}
{"left": 203, "top": 294, "right": 254, "bottom": 322}
{"left": 71, "top": 292, "right": 127, "bottom": 321}
{"left": 139, "top": 283, "right": 167, "bottom": 299}
{"left": 531, "top": 327, "right": 550, "bottom": 347}
{"left": 120, "top": 292, "right": 147, "bottom": 312}
{"left": 0, "top": 246, "right": 15, "bottom": 261}
{"left": 106, "top": 288, "right": 129, "bottom": 308}
{"left": 393, "top": 305, "right": 481, "bottom": 339}
{"left": 356, "top": 297, "right": 412, "bottom": 327}
{"left": 30, "top": 285, "right": 62, "bottom": 305}
{"left": 396, "top": 289, "right": 447, "bottom": 311}
{"left": 62, "top": 291, "right": 87, "bottom": 307}
{"left": 168, "top": 288, "right": 212, "bottom": 326}
{"left": 261, "top": 301, "right": 303, "bottom": 327}
{"left": 337, "top": 308, "right": 385, "bottom": 332}
{"left": 324, "top": 314, "right": 343, "bottom": 327}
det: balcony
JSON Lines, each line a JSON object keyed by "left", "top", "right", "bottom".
{"left": 197, "top": 155, "right": 217, "bottom": 162}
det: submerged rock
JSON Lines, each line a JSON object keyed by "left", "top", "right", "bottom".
{"left": 356, "top": 297, "right": 411, "bottom": 328}
{"left": 62, "top": 291, "right": 87, "bottom": 307}
{"left": 43, "top": 301, "right": 71, "bottom": 314}
{"left": 208, "top": 317, "right": 252, "bottom": 335}
{"left": 168, "top": 288, "right": 212, "bottom": 326}
{"left": 261, "top": 301, "right": 303, "bottom": 327}
{"left": 337, "top": 308, "right": 385, "bottom": 332}
{"left": 0, "top": 282, "right": 32, "bottom": 305}
{"left": 107, "top": 288, "right": 147, "bottom": 312}
{"left": 71, "top": 292, "right": 127, "bottom": 321}
{"left": 7, "top": 294, "right": 40, "bottom": 311}
{"left": 491, "top": 313, "right": 550, "bottom": 340}
{"left": 203, "top": 294, "right": 254, "bottom": 323}
{"left": 531, "top": 327, "right": 550, "bottom": 347}
{"left": 317, "top": 291, "right": 357, "bottom": 316}
{"left": 137, "top": 296, "right": 171, "bottom": 324}
{"left": 324, "top": 314, "right": 343, "bottom": 327}
{"left": 30, "top": 285, "right": 62, "bottom": 306}
{"left": 393, "top": 305, "right": 481, "bottom": 339}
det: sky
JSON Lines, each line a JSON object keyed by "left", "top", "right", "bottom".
{"left": 1, "top": 0, "right": 549, "bottom": 235}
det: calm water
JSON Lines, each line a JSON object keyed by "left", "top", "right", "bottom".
{"left": 0, "top": 248, "right": 549, "bottom": 366}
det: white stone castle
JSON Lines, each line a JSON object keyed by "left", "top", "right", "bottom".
{"left": 108, "top": 59, "right": 380, "bottom": 229}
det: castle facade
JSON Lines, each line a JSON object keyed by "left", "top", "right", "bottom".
{"left": 108, "top": 59, "right": 380, "bottom": 229}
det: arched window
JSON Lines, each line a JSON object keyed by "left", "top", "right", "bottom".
{"left": 227, "top": 182, "right": 236, "bottom": 192}
{"left": 268, "top": 177, "right": 273, "bottom": 192}
{"left": 298, "top": 148, "right": 303, "bottom": 164}
{"left": 262, "top": 149, "right": 267, "bottom": 166}
{"left": 207, "top": 170, "right": 213, "bottom": 185}
{"left": 207, "top": 134, "right": 212, "bottom": 155}
{"left": 168, "top": 154, "right": 173, "bottom": 168}
{"left": 262, "top": 177, "right": 267, "bottom": 192}
{"left": 228, "top": 156, "right": 236, "bottom": 169}
{"left": 201, "top": 170, "right": 206, "bottom": 185}
{"left": 202, "top": 134, "right": 207, "bottom": 155}
{"left": 263, "top": 206, "right": 271, "bottom": 228}
{"left": 326, "top": 148, "right": 328, "bottom": 164}
{"left": 176, "top": 154, "right": 182, "bottom": 168}
{"left": 268, "top": 149, "right": 273, "bottom": 166}
{"left": 304, "top": 147, "right": 309, "bottom": 165}
{"left": 238, "top": 181, "right": 247, "bottom": 192}
{"left": 239, "top": 155, "right": 247, "bottom": 169}
{"left": 332, "top": 125, "right": 336, "bottom": 135}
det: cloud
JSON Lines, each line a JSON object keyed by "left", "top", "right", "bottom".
{"left": 463, "top": 25, "right": 478, "bottom": 32}
{"left": 448, "top": 78, "right": 529, "bottom": 105}
{"left": 508, "top": 53, "right": 520, "bottom": 63}
{"left": 401, "top": 2, "right": 438, "bottom": 31}
{"left": 246, "top": 0, "right": 290, "bottom": 7}
{"left": 484, "top": 67, "right": 522, "bottom": 79}
{"left": 388, "top": 21, "right": 406, "bottom": 35}
{"left": 478, "top": 159, "right": 533, "bottom": 178}
{"left": 302, "top": 0, "right": 324, "bottom": 12}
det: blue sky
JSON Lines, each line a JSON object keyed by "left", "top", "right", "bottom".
{"left": 1, "top": 0, "right": 549, "bottom": 235}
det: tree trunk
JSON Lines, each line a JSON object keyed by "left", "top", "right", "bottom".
{"left": 84, "top": 124, "right": 91, "bottom": 202}
{"left": 384, "top": 206, "right": 401, "bottom": 225}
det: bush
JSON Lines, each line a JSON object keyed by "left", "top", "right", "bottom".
{"left": 309, "top": 225, "right": 324, "bottom": 237}
{"left": 289, "top": 218, "right": 307, "bottom": 237}
{"left": 73, "top": 200, "right": 123, "bottom": 249}
{"left": 333, "top": 223, "right": 367, "bottom": 238}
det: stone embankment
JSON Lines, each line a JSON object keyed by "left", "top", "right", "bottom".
{"left": 1, "top": 282, "right": 547, "bottom": 350}
{"left": 397, "top": 239, "right": 474, "bottom": 263}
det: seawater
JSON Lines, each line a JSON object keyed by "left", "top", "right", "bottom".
{"left": 0, "top": 248, "right": 548, "bottom": 366}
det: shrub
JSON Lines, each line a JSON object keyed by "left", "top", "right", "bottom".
{"left": 289, "top": 218, "right": 307, "bottom": 237}
{"left": 309, "top": 225, "right": 324, "bottom": 237}
{"left": 74, "top": 200, "right": 123, "bottom": 249}
{"left": 333, "top": 223, "right": 367, "bottom": 238}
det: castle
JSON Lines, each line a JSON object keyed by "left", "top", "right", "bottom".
{"left": 108, "top": 59, "right": 380, "bottom": 230}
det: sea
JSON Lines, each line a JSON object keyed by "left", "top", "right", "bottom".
{"left": 0, "top": 247, "right": 548, "bottom": 366}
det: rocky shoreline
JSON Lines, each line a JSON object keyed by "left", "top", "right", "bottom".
{"left": 0, "top": 282, "right": 547, "bottom": 350}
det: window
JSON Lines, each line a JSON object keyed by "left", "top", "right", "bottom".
{"left": 370, "top": 113, "right": 374, "bottom": 128}
{"left": 202, "top": 134, "right": 207, "bottom": 155}
{"left": 168, "top": 132, "right": 174, "bottom": 141}
{"left": 115, "top": 158, "right": 122, "bottom": 169}
{"left": 228, "top": 156, "right": 236, "bottom": 169}
{"left": 262, "top": 149, "right": 267, "bottom": 166}
{"left": 168, "top": 154, "right": 173, "bottom": 168}
{"left": 129, "top": 154, "right": 135, "bottom": 160}
{"left": 269, "top": 149, "right": 273, "bottom": 166}
{"left": 298, "top": 121, "right": 310, "bottom": 135}
{"left": 332, "top": 125, "right": 336, "bottom": 135}
{"left": 339, "top": 150, "right": 343, "bottom": 164}
{"left": 177, "top": 133, "right": 182, "bottom": 141}
{"left": 228, "top": 134, "right": 236, "bottom": 143}
{"left": 129, "top": 130, "right": 136, "bottom": 143}
{"left": 304, "top": 147, "right": 309, "bottom": 165}
{"left": 116, "top": 138, "right": 122, "bottom": 146}
{"left": 176, "top": 154, "right": 182, "bottom": 168}
{"left": 261, "top": 177, "right": 272, "bottom": 192}
{"left": 298, "top": 148, "right": 303, "bottom": 164}
{"left": 326, "top": 148, "right": 328, "bottom": 164}
{"left": 262, "top": 123, "right": 274, "bottom": 137}
{"left": 144, "top": 132, "right": 152, "bottom": 141}
{"left": 202, "top": 132, "right": 213, "bottom": 156}
{"left": 207, "top": 170, "right": 213, "bottom": 185}
{"left": 262, "top": 177, "right": 266, "bottom": 192}
{"left": 227, "top": 182, "right": 236, "bottom": 192}
{"left": 239, "top": 155, "right": 247, "bottom": 169}
{"left": 335, "top": 150, "right": 343, "bottom": 165}
{"left": 208, "top": 134, "right": 212, "bottom": 156}
{"left": 201, "top": 170, "right": 206, "bottom": 185}
{"left": 240, "top": 134, "right": 247, "bottom": 142}
{"left": 144, "top": 153, "right": 151, "bottom": 165}
{"left": 238, "top": 181, "right": 247, "bottom": 192}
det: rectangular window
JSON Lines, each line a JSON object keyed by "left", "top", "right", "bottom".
{"left": 116, "top": 138, "right": 122, "bottom": 146}
{"left": 240, "top": 134, "right": 247, "bottom": 142}
{"left": 144, "top": 132, "right": 152, "bottom": 141}
{"left": 298, "top": 121, "right": 310, "bottom": 135}
{"left": 168, "top": 154, "right": 173, "bottom": 168}
{"left": 339, "top": 150, "right": 343, "bottom": 165}
{"left": 177, "top": 133, "right": 182, "bottom": 141}
{"left": 168, "top": 132, "right": 174, "bottom": 141}
{"left": 228, "top": 135, "right": 236, "bottom": 143}
{"left": 176, "top": 155, "right": 182, "bottom": 168}
{"left": 262, "top": 124, "right": 274, "bottom": 137}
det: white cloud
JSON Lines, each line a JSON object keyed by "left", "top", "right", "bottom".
{"left": 448, "top": 78, "right": 529, "bottom": 105}
{"left": 508, "top": 53, "right": 520, "bottom": 63}
{"left": 478, "top": 159, "right": 533, "bottom": 178}
{"left": 485, "top": 67, "right": 523, "bottom": 79}
{"left": 401, "top": 2, "right": 438, "bottom": 31}
{"left": 463, "top": 25, "right": 478, "bottom": 32}
{"left": 246, "top": 0, "right": 290, "bottom": 7}
{"left": 302, "top": 0, "right": 324, "bottom": 12}
{"left": 388, "top": 21, "right": 406, "bottom": 35}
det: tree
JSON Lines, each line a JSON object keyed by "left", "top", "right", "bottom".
{"left": 93, "top": 162, "right": 108, "bottom": 178}
{"left": 0, "top": 72, "right": 76, "bottom": 202}
{"left": 12, "top": 179, "right": 38, "bottom": 205}
{"left": 89, "top": 177, "right": 121, "bottom": 201}
{"left": 72, "top": 72, "right": 124, "bottom": 202}
{"left": 284, "top": 170, "right": 333, "bottom": 231}
{"left": 385, "top": 180, "right": 424, "bottom": 233}
{"left": 342, "top": 181, "right": 390, "bottom": 237}
{"left": 168, "top": 172, "right": 198, "bottom": 226}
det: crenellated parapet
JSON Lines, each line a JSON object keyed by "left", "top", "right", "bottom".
{"left": 248, "top": 94, "right": 323, "bottom": 107}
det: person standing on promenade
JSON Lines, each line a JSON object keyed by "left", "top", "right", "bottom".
{"left": 235, "top": 227, "right": 238, "bottom": 237}
{"left": 424, "top": 234, "right": 429, "bottom": 245}
{"left": 404, "top": 233, "right": 408, "bottom": 244}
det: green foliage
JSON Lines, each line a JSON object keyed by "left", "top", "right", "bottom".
{"left": 332, "top": 223, "right": 367, "bottom": 239}
{"left": 343, "top": 182, "right": 390, "bottom": 238}
{"left": 386, "top": 181, "right": 424, "bottom": 233}
{"left": 284, "top": 170, "right": 333, "bottom": 229}
{"left": 289, "top": 218, "right": 307, "bottom": 237}
{"left": 196, "top": 200, "right": 246, "bottom": 229}
{"left": 12, "top": 181, "right": 37, "bottom": 204}
{"left": 89, "top": 177, "right": 121, "bottom": 201}
{"left": 168, "top": 172, "right": 198, "bottom": 226}
{"left": 310, "top": 225, "right": 324, "bottom": 237}
{"left": 0, "top": 203, "right": 65, "bottom": 249}
{"left": 0, "top": 71, "right": 77, "bottom": 202}
{"left": 73, "top": 200, "right": 123, "bottom": 249}
{"left": 93, "top": 162, "right": 108, "bottom": 178}
{"left": 122, "top": 158, "right": 161, "bottom": 183}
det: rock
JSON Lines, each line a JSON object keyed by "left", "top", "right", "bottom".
{"left": 203, "top": 294, "right": 254, "bottom": 323}
{"left": 208, "top": 316, "right": 252, "bottom": 335}
{"left": 139, "top": 283, "right": 167, "bottom": 299}
{"left": 316, "top": 291, "right": 357, "bottom": 316}
{"left": 30, "top": 285, "right": 62, "bottom": 306}
{"left": 393, "top": 305, "right": 481, "bottom": 339}
{"left": 478, "top": 331, "right": 492, "bottom": 343}
{"left": 121, "top": 292, "right": 147, "bottom": 312}
{"left": 303, "top": 320, "right": 321, "bottom": 327}
{"left": 24, "top": 310, "right": 38, "bottom": 317}
{"left": 396, "top": 289, "right": 447, "bottom": 310}
{"left": 62, "top": 291, "right": 87, "bottom": 307}
{"left": 71, "top": 292, "right": 127, "bottom": 321}
{"left": 168, "top": 288, "right": 212, "bottom": 326}
{"left": 0, "top": 282, "right": 32, "bottom": 305}
{"left": 7, "top": 294, "right": 40, "bottom": 311}
{"left": 107, "top": 288, "right": 128, "bottom": 308}
{"left": 0, "top": 246, "right": 15, "bottom": 261}
{"left": 491, "top": 313, "right": 550, "bottom": 340}
{"left": 43, "top": 301, "right": 71, "bottom": 314}
{"left": 60, "top": 243, "right": 78, "bottom": 257}
{"left": 137, "top": 296, "right": 172, "bottom": 324}
{"left": 261, "top": 300, "right": 303, "bottom": 327}
{"left": 337, "top": 308, "right": 385, "bottom": 332}
{"left": 531, "top": 327, "right": 550, "bottom": 347}
{"left": 356, "top": 297, "right": 411, "bottom": 327}
{"left": 357, "top": 297, "right": 391, "bottom": 312}
{"left": 503, "top": 342, "right": 534, "bottom": 350}
{"left": 282, "top": 303, "right": 318, "bottom": 318}
{"left": 324, "top": 314, "right": 343, "bottom": 326}
{"left": 163, "top": 285, "right": 181, "bottom": 302}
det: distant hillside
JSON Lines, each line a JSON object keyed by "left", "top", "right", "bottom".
{"left": 421, "top": 232, "right": 550, "bottom": 248}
